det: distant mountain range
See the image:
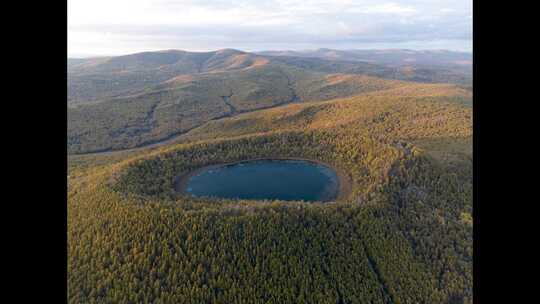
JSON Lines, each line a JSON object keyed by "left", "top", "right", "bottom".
{"left": 256, "top": 48, "right": 472, "bottom": 68}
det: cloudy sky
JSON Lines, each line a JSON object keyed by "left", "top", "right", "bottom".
{"left": 68, "top": 0, "right": 472, "bottom": 57}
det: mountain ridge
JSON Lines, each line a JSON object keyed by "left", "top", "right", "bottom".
{"left": 69, "top": 48, "right": 471, "bottom": 105}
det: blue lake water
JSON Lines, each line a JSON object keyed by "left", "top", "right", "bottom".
{"left": 184, "top": 159, "right": 339, "bottom": 202}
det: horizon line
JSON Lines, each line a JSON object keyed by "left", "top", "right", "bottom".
{"left": 68, "top": 47, "right": 473, "bottom": 59}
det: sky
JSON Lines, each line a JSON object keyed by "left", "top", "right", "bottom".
{"left": 68, "top": 0, "right": 472, "bottom": 58}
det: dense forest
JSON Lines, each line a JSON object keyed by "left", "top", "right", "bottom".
{"left": 68, "top": 83, "right": 472, "bottom": 303}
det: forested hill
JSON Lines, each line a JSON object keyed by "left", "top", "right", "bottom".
{"left": 68, "top": 49, "right": 471, "bottom": 154}
{"left": 69, "top": 48, "right": 471, "bottom": 105}
{"left": 68, "top": 86, "right": 472, "bottom": 303}
{"left": 258, "top": 48, "right": 472, "bottom": 86}
{"left": 68, "top": 49, "right": 473, "bottom": 302}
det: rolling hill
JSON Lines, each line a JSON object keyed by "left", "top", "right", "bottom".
{"left": 257, "top": 48, "right": 472, "bottom": 70}
{"left": 68, "top": 79, "right": 472, "bottom": 303}
{"left": 259, "top": 48, "right": 472, "bottom": 86}
{"left": 68, "top": 49, "right": 472, "bottom": 154}
{"left": 69, "top": 49, "right": 471, "bottom": 105}
{"left": 68, "top": 48, "right": 473, "bottom": 303}
{"left": 68, "top": 49, "right": 270, "bottom": 104}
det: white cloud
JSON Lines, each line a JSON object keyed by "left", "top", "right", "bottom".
{"left": 68, "top": 0, "right": 472, "bottom": 56}
{"left": 440, "top": 8, "right": 456, "bottom": 13}
{"left": 361, "top": 2, "right": 418, "bottom": 15}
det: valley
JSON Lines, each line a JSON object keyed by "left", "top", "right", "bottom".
{"left": 68, "top": 49, "right": 471, "bottom": 154}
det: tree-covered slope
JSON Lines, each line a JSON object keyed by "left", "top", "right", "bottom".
{"left": 68, "top": 49, "right": 269, "bottom": 104}
{"left": 68, "top": 49, "right": 472, "bottom": 155}
{"left": 68, "top": 66, "right": 470, "bottom": 155}
{"left": 69, "top": 49, "right": 471, "bottom": 107}
{"left": 68, "top": 89, "right": 472, "bottom": 303}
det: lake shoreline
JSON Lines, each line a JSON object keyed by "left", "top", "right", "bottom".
{"left": 174, "top": 157, "right": 352, "bottom": 202}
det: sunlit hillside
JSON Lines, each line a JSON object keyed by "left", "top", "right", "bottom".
{"left": 68, "top": 57, "right": 471, "bottom": 155}
{"left": 68, "top": 81, "right": 472, "bottom": 303}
